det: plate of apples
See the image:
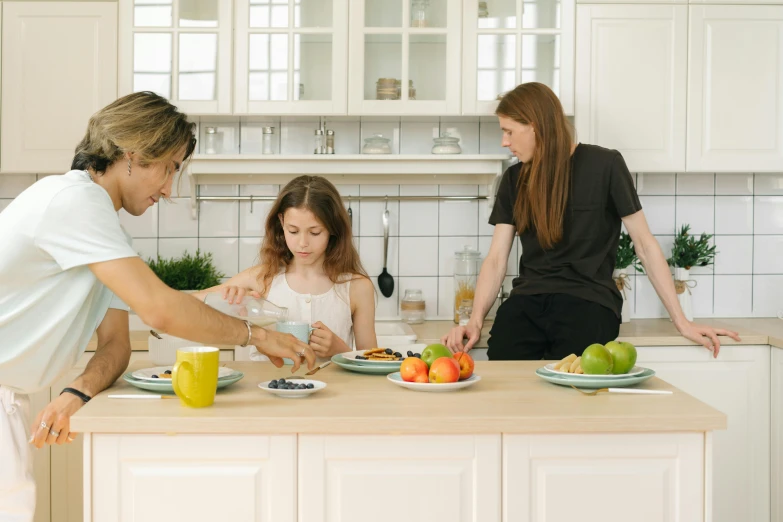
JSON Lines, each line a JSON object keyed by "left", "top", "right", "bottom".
{"left": 386, "top": 343, "right": 480, "bottom": 392}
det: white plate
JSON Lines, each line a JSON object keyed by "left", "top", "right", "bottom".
{"left": 542, "top": 364, "right": 646, "bottom": 379}
{"left": 132, "top": 366, "right": 236, "bottom": 381}
{"left": 386, "top": 372, "right": 481, "bottom": 392}
{"left": 342, "top": 344, "right": 427, "bottom": 365}
{"left": 258, "top": 379, "right": 326, "bottom": 398}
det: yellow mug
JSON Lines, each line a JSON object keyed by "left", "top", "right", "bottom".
{"left": 171, "top": 346, "right": 220, "bottom": 408}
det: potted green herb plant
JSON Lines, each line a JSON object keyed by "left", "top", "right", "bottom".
{"left": 614, "top": 231, "right": 643, "bottom": 323}
{"left": 666, "top": 225, "right": 717, "bottom": 322}
{"left": 144, "top": 250, "right": 225, "bottom": 364}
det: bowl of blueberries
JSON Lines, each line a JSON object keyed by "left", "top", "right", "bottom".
{"left": 258, "top": 378, "right": 326, "bottom": 398}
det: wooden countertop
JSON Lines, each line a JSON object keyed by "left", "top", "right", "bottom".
{"left": 94, "top": 318, "right": 783, "bottom": 353}
{"left": 71, "top": 360, "right": 726, "bottom": 435}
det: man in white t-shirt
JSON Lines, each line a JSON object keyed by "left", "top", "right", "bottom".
{"left": 0, "top": 92, "right": 315, "bottom": 522}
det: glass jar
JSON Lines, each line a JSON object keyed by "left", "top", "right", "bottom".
{"left": 453, "top": 246, "right": 481, "bottom": 323}
{"left": 326, "top": 129, "right": 335, "bottom": 154}
{"left": 362, "top": 134, "right": 392, "bottom": 154}
{"left": 204, "top": 126, "right": 218, "bottom": 154}
{"left": 262, "top": 126, "right": 275, "bottom": 155}
{"left": 458, "top": 299, "right": 473, "bottom": 326}
{"left": 314, "top": 129, "right": 325, "bottom": 154}
{"left": 411, "top": 0, "right": 429, "bottom": 27}
{"left": 432, "top": 134, "right": 462, "bottom": 154}
{"left": 401, "top": 289, "right": 426, "bottom": 324}
{"left": 376, "top": 78, "right": 397, "bottom": 100}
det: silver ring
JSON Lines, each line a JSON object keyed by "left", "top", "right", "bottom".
{"left": 296, "top": 351, "right": 305, "bottom": 357}
{"left": 50, "top": 429, "right": 60, "bottom": 438}
{"left": 39, "top": 421, "right": 48, "bottom": 430}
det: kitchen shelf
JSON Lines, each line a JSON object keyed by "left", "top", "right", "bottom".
{"left": 186, "top": 153, "right": 514, "bottom": 218}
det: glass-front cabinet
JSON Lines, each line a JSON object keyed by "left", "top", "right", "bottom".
{"left": 234, "top": 0, "right": 348, "bottom": 114}
{"left": 348, "top": 0, "right": 462, "bottom": 115}
{"left": 119, "top": 0, "right": 233, "bottom": 113}
{"left": 462, "top": 0, "right": 574, "bottom": 115}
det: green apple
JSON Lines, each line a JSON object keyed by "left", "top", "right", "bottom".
{"left": 604, "top": 341, "right": 637, "bottom": 375}
{"left": 420, "top": 343, "right": 452, "bottom": 368}
{"left": 581, "top": 343, "right": 614, "bottom": 375}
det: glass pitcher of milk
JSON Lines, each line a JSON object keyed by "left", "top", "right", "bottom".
{"left": 204, "top": 294, "right": 288, "bottom": 327}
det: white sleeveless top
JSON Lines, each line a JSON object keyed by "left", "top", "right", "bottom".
{"left": 250, "top": 272, "right": 354, "bottom": 362}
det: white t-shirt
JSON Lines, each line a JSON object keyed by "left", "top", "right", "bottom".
{"left": 0, "top": 170, "right": 138, "bottom": 394}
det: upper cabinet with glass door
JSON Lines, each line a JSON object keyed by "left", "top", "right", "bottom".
{"left": 234, "top": 0, "right": 348, "bottom": 114}
{"left": 119, "top": 0, "right": 232, "bottom": 113}
{"left": 462, "top": 0, "right": 574, "bottom": 115}
{"left": 348, "top": 0, "right": 462, "bottom": 115}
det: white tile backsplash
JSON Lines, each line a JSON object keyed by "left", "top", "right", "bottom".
{"left": 716, "top": 174, "right": 753, "bottom": 195}
{"left": 439, "top": 117, "right": 480, "bottom": 155}
{"left": 690, "top": 274, "right": 714, "bottom": 317}
{"left": 754, "top": 174, "right": 783, "bottom": 195}
{"left": 131, "top": 238, "right": 158, "bottom": 261}
{"left": 158, "top": 198, "right": 199, "bottom": 237}
{"left": 715, "top": 196, "right": 754, "bottom": 235}
{"left": 714, "top": 275, "right": 753, "bottom": 317}
{"left": 280, "top": 117, "right": 320, "bottom": 155}
{"left": 754, "top": 235, "right": 783, "bottom": 274}
{"left": 438, "top": 276, "right": 455, "bottom": 318}
{"left": 158, "top": 238, "right": 198, "bottom": 259}
{"left": 479, "top": 235, "right": 518, "bottom": 277}
{"left": 200, "top": 184, "right": 239, "bottom": 196}
{"left": 119, "top": 207, "right": 158, "bottom": 238}
{"left": 676, "top": 173, "right": 714, "bottom": 195}
{"left": 239, "top": 237, "right": 262, "bottom": 269}
{"left": 400, "top": 119, "right": 438, "bottom": 154}
{"left": 240, "top": 201, "right": 273, "bottom": 237}
{"left": 439, "top": 200, "right": 479, "bottom": 236}
{"left": 634, "top": 276, "right": 668, "bottom": 319}
{"left": 199, "top": 201, "right": 239, "bottom": 237}
{"left": 640, "top": 196, "right": 676, "bottom": 234}
{"left": 199, "top": 237, "right": 239, "bottom": 277}
{"left": 479, "top": 117, "right": 505, "bottom": 155}
{"left": 753, "top": 275, "right": 783, "bottom": 317}
{"left": 373, "top": 279, "right": 399, "bottom": 319}
{"left": 714, "top": 236, "right": 753, "bottom": 274}
{"left": 439, "top": 236, "right": 479, "bottom": 277}
{"left": 359, "top": 236, "right": 399, "bottom": 277}
{"left": 398, "top": 237, "right": 438, "bottom": 276}
{"left": 676, "top": 196, "right": 714, "bottom": 235}
{"left": 360, "top": 118, "right": 401, "bottom": 154}
{"left": 754, "top": 196, "right": 783, "bottom": 235}
{"left": 324, "top": 118, "right": 362, "bottom": 155}
{"left": 637, "top": 174, "right": 675, "bottom": 195}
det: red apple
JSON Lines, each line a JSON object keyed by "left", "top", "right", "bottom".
{"left": 428, "top": 357, "right": 460, "bottom": 383}
{"left": 401, "top": 357, "right": 429, "bottom": 383}
{"left": 453, "top": 352, "right": 475, "bottom": 380}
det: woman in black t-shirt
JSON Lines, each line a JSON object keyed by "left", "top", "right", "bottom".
{"left": 442, "top": 83, "right": 739, "bottom": 360}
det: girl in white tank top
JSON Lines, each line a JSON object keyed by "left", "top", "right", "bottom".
{"left": 198, "top": 176, "right": 377, "bottom": 361}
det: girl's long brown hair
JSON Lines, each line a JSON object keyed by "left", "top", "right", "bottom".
{"left": 257, "top": 175, "right": 368, "bottom": 294}
{"left": 496, "top": 82, "right": 574, "bottom": 249}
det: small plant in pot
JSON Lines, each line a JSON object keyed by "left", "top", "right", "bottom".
{"left": 144, "top": 250, "right": 225, "bottom": 364}
{"left": 666, "top": 225, "right": 717, "bottom": 322}
{"left": 614, "top": 232, "right": 643, "bottom": 323}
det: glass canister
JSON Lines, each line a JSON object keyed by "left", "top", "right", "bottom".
{"left": 261, "top": 126, "right": 275, "bottom": 154}
{"left": 204, "top": 126, "right": 218, "bottom": 154}
{"left": 453, "top": 246, "right": 481, "bottom": 323}
{"left": 401, "top": 289, "right": 426, "bottom": 324}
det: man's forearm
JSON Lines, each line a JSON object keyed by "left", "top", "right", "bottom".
{"left": 67, "top": 340, "right": 131, "bottom": 397}
{"left": 470, "top": 257, "right": 507, "bottom": 327}
{"left": 638, "top": 237, "right": 688, "bottom": 328}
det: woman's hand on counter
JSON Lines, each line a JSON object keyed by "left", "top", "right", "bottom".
{"left": 675, "top": 321, "right": 741, "bottom": 358}
{"left": 441, "top": 322, "right": 482, "bottom": 353}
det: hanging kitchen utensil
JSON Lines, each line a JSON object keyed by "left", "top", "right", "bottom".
{"left": 378, "top": 198, "right": 394, "bottom": 298}
{"left": 347, "top": 197, "right": 353, "bottom": 228}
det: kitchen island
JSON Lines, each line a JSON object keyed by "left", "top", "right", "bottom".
{"left": 72, "top": 361, "right": 724, "bottom": 522}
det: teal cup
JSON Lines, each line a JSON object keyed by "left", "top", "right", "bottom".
{"left": 276, "top": 321, "right": 316, "bottom": 364}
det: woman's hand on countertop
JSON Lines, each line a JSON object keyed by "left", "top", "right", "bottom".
{"left": 675, "top": 320, "right": 741, "bottom": 358}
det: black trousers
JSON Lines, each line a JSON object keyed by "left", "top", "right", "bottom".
{"left": 486, "top": 293, "right": 620, "bottom": 361}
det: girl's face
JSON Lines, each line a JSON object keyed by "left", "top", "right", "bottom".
{"left": 121, "top": 146, "right": 187, "bottom": 216}
{"left": 280, "top": 207, "right": 330, "bottom": 266}
{"left": 498, "top": 115, "right": 536, "bottom": 163}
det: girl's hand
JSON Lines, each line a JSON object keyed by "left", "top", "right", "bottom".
{"left": 309, "top": 321, "right": 349, "bottom": 358}
{"left": 221, "top": 286, "right": 261, "bottom": 304}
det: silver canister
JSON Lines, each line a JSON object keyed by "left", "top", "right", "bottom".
{"left": 326, "top": 129, "right": 335, "bottom": 154}
{"left": 314, "top": 129, "right": 325, "bottom": 154}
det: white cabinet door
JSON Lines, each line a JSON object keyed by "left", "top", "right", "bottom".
{"left": 687, "top": 6, "right": 783, "bottom": 172}
{"left": 234, "top": 0, "right": 348, "bottom": 115}
{"left": 299, "top": 435, "right": 501, "bottom": 522}
{"left": 575, "top": 5, "right": 687, "bottom": 172}
{"left": 636, "top": 345, "right": 771, "bottom": 522}
{"left": 348, "top": 0, "right": 462, "bottom": 115}
{"left": 462, "top": 0, "right": 575, "bottom": 115}
{"left": 118, "top": 0, "right": 233, "bottom": 114}
{"left": 504, "top": 433, "right": 705, "bottom": 522}
{"left": 91, "top": 434, "right": 296, "bottom": 522}
{"left": 1, "top": 2, "right": 117, "bottom": 174}
{"left": 773, "top": 348, "right": 783, "bottom": 522}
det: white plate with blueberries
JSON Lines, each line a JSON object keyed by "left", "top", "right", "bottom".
{"left": 342, "top": 344, "right": 427, "bottom": 365}
{"left": 258, "top": 379, "right": 326, "bottom": 398}
{"left": 132, "top": 366, "right": 236, "bottom": 381}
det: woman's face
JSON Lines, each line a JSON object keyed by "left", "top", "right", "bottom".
{"left": 121, "top": 145, "right": 187, "bottom": 216}
{"left": 280, "top": 207, "right": 330, "bottom": 266}
{"left": 498, "top": 115, "right": 536, "bottom": 163}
